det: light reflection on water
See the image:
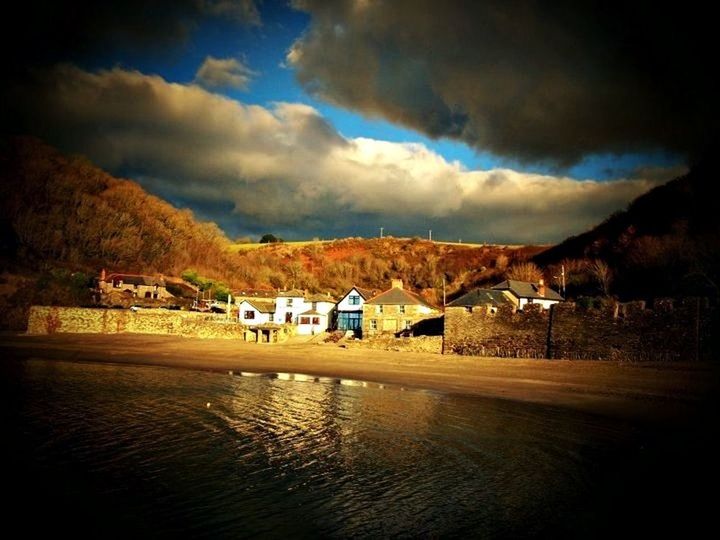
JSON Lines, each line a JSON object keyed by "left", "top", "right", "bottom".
{"left": 2, "top": 358, "right": 703, "bottom": 538}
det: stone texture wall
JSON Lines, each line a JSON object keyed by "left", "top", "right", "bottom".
{"left": 444, "top": 298, "right": 715, "bottom": 362}
{"left": 27, "top": 306, "right": 247, "bottom": 340}
{"left": 443, "top": 304, "right": 550, "bottom": 358}
{"left": 362, "top": 304, "right": 441, "bottom": 336}
{"left": 349, "top": 335, "right": 443, "bottom": 354}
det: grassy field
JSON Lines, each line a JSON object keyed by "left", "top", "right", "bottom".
{"left": 228, "top": 238, "right": 533, "bottom": 252}
{"left": 227, "top": 240, "right": 333, "bottom": 252}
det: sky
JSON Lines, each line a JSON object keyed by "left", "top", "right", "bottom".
{"left": 1, "top": 0, "right": 714, "bottom": 243}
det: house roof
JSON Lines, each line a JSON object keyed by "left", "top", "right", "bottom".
{"left": 340, "top": 286, "right": 375, "bottom": 303}
{"left": 242, "top": 299, "right": 276, "bottom": 313}
{"left": 447, "top": 289, "right": 515, "bottom": 307}
{"left": 106, "top": 273, "right": 166, "bottom": 287}
{"left": 277, "top": 289, "right": 306, "bottom": 297}
{"left": 163, "top": 278, "right": 199, "bottom": 297}
{"left": 305, "top": 293, "right": 337, "bottom": 303}
{"left": 299, "top": 309, "right": 326, "bottom": 317}
{"left": 365, "top": 287, "right": 439, "bottom": 310}
{"left": 492, "top": 280, "right": 564, "bottom": 301}
{"left": 233, "top": 288, "right": 276, "bottom": 299}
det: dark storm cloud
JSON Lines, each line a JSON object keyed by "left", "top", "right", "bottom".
{"left": 0, "top": 1, "right": 259, "bottom": 74}
{"left": 289, "top": 0, "right": 716, "bottom": 164}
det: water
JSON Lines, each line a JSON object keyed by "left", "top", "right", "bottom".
{"left": 2, "top": 358, "right": 716, "bottom": 538}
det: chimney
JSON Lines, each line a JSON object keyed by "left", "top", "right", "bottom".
{"left": 100, "top": 268, "right": 106, "bottom": 282}
{"left": 391, "top": 278, "right": 404, "bottom": 289}
{"left": 538, "top": 278, "right": 545, "bottom": 296}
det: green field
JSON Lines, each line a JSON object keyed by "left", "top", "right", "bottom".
{"left": 227, "top": 240, "right": 333, "bottom": 252}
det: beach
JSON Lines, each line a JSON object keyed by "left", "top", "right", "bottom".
{"left": 2, "top": 332, "right": 717, "bottom": 423}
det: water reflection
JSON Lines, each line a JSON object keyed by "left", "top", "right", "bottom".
{"left": 4, "top": 358, "right": 707, "bottom": 539}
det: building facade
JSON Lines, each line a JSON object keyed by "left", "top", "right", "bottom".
{"left": 362, "top": 279, "right": 442, "bottom": 337}
{"left": 491, "top": 279, "right": 563, "bottom": 309}
{"left": 336, "top": 286, "right": 375, "bottom": 335}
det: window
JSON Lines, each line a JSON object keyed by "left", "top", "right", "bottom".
{"left": 312, "top": 317, "right": 320, "bottom": 325}
{"left": 404, "top": 320, "right": 412, "bottom": 329}
{"left": 376, "top": 305, "right": 383, "bottom": 314}
{"left": 269, "top": 313, "right": 274, "bottom": 322}
{"left": 370, "top": 319, "right": 377, "bottom": 330}
{"left": 349, "top": 295, "right": 360, "bottom": 305}
{"left": 286, "top": 298, "right": 293, "bottom": 306}
{"left": 113, "top": 280, "right": 121, "bottom": 288}
{"left": 312, "top": 301, "right": 317, "bottom": 310}
{"left": 399, "top": 305, "right": 406, "bottom": 314}
{"left": 244, "top": 311, "right": 255, "bottom": 320}
{"left": 300, "top": 316, "right": 310, "bottom": 324}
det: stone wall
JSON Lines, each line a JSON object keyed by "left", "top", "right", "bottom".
{"left": 444, "top": 298, "right": 715, "bottom": 361}
{"left": 349, "top": 335, "right": 443, "bottom": 354}
{"left": 443, "top": 304, "right": 549, "bottom": 358}
{"left": 27, "top": 306, "right": 247, "bottom": 340}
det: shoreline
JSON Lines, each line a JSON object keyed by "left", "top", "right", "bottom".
{"left": 2, "top": 332, "right": 718, "bottom": 423}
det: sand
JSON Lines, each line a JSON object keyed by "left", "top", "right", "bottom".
{"left": 2, "top": 332, "right": 717, "bottom": 423}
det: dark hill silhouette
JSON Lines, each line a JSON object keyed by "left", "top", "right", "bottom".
{"left": 534, "top": 157, "right": 719, "bottom": 299}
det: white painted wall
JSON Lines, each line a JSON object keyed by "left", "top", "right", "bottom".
{"left": 238, "top": 300, "right": 274, "bottom": 325}
{"left": 296, "top": 313, "right": 329, "bottom": 335}
{"left": 274, "top": 294, "right": 308, "bottom": 324}
{"left": 337, "top": 288, "right": 366, "bottom": 312}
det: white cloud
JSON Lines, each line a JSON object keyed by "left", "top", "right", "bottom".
{"left": 195, "top": 56, "right": 257, "bottom": 90}
{"left": 13, "top": 64, "right": 672, "bottom": 242}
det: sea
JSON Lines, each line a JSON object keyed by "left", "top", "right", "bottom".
{"left": 2, "top": 357, "right": 716, "bottom": 538}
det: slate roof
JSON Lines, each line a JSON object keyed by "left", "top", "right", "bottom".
{"left": 447, "top": 289, "right": 515, "bottom": 307}
{"left": 365, "top": 287, "right": 439, "bottom": 310}
{"left": 242, "top": 299, "right": 276, "bottom": 313}
{"left": 305, "top": 293, "right": 337, "bottom": 303}
{"left": 277, "top": 289, "right": 306, "bottom": 297}
{"left": 492, "top": 280, "right": 564, "bottom": 301}
{"left": 233, "top": 288, "right": 276, "bottom": 299}
{"left": 106, "top": 273, "right": 166, "bottom": 287}
{"left": 299, "top": 309, "right": 326, "bottom": 316}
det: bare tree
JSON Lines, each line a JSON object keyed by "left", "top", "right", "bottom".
{"left": 590, "top": 259, "right": 613, "bottom": 296}
{"left": 506, "top": 262, "right": 543, "bottom": 282}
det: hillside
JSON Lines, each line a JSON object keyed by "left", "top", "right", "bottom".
{"left": 231, "top": 236, "right": 544, "bottom": 302}
{"left": 533, "top": 158, "right": 720, "bottom": 299}
{"left": 0, "top": 137, "right": 546, "bottom": 329}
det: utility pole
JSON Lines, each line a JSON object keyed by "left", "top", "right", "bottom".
{"left": 442, "top": 277, "right": 446, "bottom": 307}
{"left": 380, "top": 227, "right": 384, "bottom": 238}
{"left": 429, "top": 229, "right": 432, "bottom": 242}
{"left": 561, "top": 264, "right": 566, "bottom": 297}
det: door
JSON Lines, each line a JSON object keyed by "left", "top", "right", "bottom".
{"left": 285, "top": 312, "right": 293, "bottom": 324}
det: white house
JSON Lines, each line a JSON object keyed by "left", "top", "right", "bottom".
{"left": 238, "top": 299, "right": 277, "bottom": 325}
{"left": 296, "top": 293, "right": 336, "bottom": 335}
{"left": 274, "top": 289, "right": 308, "bottom": 324}
{"left": 491, "top": 279, "right": 563, "bottom": 310}
{"left": 336, "top": 286, "right": 375, "bottom": 335}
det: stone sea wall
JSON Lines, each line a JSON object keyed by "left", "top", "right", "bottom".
{"left": 349, "top": 335, "right": 443, "bottom": 354}
{"left": 444, "top": 298, "right": 715, "bottom": 362}
{"left": 27, "top": 306, "right": 247, "bottom": 340}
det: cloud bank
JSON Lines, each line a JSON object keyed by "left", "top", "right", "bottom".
{"left": 7, "top": 65, "right": 667, "bottom": 242}
{"left": 289, "top": 0, "right": 715, "bottom": 164}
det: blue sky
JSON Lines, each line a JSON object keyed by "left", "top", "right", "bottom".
{"left": 5, "top": 0, "right": 705, "bottom": 242}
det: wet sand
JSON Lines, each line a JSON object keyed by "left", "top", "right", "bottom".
{"left": 2, "top": 332, "right": 717, "bottom": 423}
